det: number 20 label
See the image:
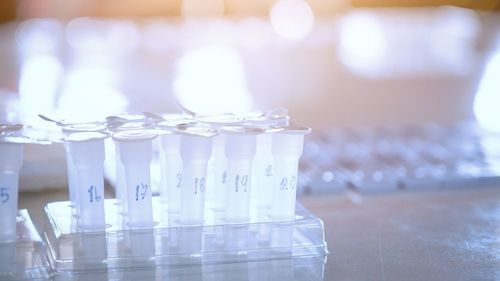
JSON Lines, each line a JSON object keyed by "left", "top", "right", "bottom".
{"left": 280, "top": 176, "right": 296, "bottom": 191}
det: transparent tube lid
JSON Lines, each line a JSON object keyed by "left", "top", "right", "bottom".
{"left": 64, "top": 131, "right": 110, "bottom": 142}
{"left": 61, "top": 123, "right": 108, "bottom": 134}
{"left": 174, "top": 125, "right": 219, "bottom": 138}
{"left": 112, "top": 129, "right": 159, "bottom": 143}
{"left": 220, "top": 125, "right": 264, "bottom": 135}
{"left": 0, "top": 123, "right": 51, "bottom": 145}
{"left": 243, "top": 107, "right": 290, "bottom": 127}
{"left": 273, "top": 124, "right": 311, "bottom": 135}
{"left": 108, "top": 121, "right": 156, "bottom": 132}
{"left": 107, "top": 114, "right": 155, "bottom": 131}
{"left": 197, "top": 114, "right": 246, "bottom": 128}
{"left": 0, "top": 124, "right": 23, "bottom": 136}
{"left": 156, "top": 116, "right": 197, "bottom": 135}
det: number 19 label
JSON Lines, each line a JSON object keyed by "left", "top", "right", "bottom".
{"left": 235, "top": 174, "right": 248, "bottom": 192}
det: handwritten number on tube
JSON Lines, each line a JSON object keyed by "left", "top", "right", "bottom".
{"left": 280, "top": 176, "right": 296, "bottom": 191}
{"left": 135, "top": 183, "right": 148, "bottom": 201}
{"left": 194, "top": 177, "right": 206, "bottom": 194}
{"left": 0, "top": 187, "right": 9, "bottom": 203}
{"left": 235, "top": 175, "right": 249, "bottom": 192}
{"left": 88, "top": 185, "right": 101, "bottom": 203}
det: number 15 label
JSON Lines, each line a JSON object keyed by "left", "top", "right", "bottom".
{"left": 1, "top": 187, "right": 9, "bottom": 203}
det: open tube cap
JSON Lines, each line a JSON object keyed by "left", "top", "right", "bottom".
{"left": 108, "top": 121, "right": 155, "bottom": 132}
{"left": 243, "top": 116, "right": 291, "bottom": 130}
{"left": 112, "top": 129, "right": 158, "bottom": 142}
{"left": 197, "top": 114, "right": 245, "bottom": 128}
{"left": 175, "top": 125, "right": 219, "bottom": 138}
{"left": 106, "top": 114, "right": 155, "bottom": 131}
{"left": 145, "top": 112, "right": 193, "bottom": 122}
{"left": 0, "top": 123, "right": 52, "bottom": 144}
{"left": 266, "top": 107, "right": 289, "bottom": 119}
{"left": 65, "top": 131, "right": 110, "bottom": 142}
{"left": 274, "top": 124, "right": 311, "bottom": 135}
{"left": 106, "top": 114, "right": 147, "bottom": 123}
{"left": 220, "top": 125, "right": 265, "bottom": 135}
{"left": 266, "top": 107, "right": 290, "bottom": 126}
{"left": 0, "top": 124, "right": 23, "bottom": 136}
{"left": 243, "top": 110, "right": 265, "bottom": 118}
{"left": 243, "top": 108, "right": 290, "bottom": 128}
{"left": 61, "top": 123, "right": 107, "bottom": 134}
{"left": 156, "top": 116, "right": 196, "bottom": 133}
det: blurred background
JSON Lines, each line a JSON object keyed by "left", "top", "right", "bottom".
{"left": 1, "top": 0, "right": 500, "bottom": 193}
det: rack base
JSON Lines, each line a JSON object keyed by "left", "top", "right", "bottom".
{"left": 0, "top": 210, "right": 51, "bottom": 281}
{"left": 43, "top": 198, "right": 328, "bottom": 274}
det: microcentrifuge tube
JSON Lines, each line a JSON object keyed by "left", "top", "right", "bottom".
{"left": 156, "top": 117, "right": 195, "bottom": 214}
{"left": 251, "top": 132, "right": 275, "bottom": 210}
{"left": 242, "top": 115, "right": 288, "bottom": 214}
{"left": 66, "top": 132, "right": 108, "bottom": 230}
{"left": 210, "top": 134, "right": 227, "bottom": 210}
{"left": 269, "top": 125, "right": 310, "bottom": 220}
{"left": 176, "top": 125, "right": 218, "bottom": 225}
{"left": 113, "top": 129, "right": 158, "bottom": 228}
{"left": 198, "top": 114, "right": 245, "bottom": 211}
{"left": 0, "top": 141, "right": 23, "bottom": 242}
{"left": 61, "top": 123, "right": 107, "bottom": 218}
{"left": 160, "top": 132, "right": 182, "bottom": 212}
{"left": 108, "top": 119, "right": 155, "bottom": 214}
{"left": 222, "top": 126, "right": 263, "bottom": 222}
{"left": 113, "top": 142, "right": 126, "bottom": 212}
{"left": 63, "top": 142, "right": 77, "bottom": 209}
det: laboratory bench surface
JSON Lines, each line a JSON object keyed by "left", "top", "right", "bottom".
{"left": 19, "top": 186, "right": 500, "bottom": 281}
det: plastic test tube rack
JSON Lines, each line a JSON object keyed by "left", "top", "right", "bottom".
{"left": 39, "top": 112, "right": 328, "bottom": 274}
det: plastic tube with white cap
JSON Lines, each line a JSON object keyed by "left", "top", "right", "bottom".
{"left": 156, "top": 117, "right": 195, "bottom": 214}
{"left": 160, "top": 132, "right": 182, "bottom": 213}
{"left": 0, "top": 140, "right": 23, "bottom": 242}
{"left": 198, "top": 114, "right": 245, "bottom": 211}
{"left": 107, "top": 118, "right": 155, "bottom": 215}
{"left": 243, "top": 113, "right": 289, "bottom": 213}
{"left": 113, "top": 129, "right": 158, "bottom": 228}
{"left": 61, "top": 123, "right": 108, "bottom": 218}
{"left": 176, "top": 125, "right": 218, "bottom": 225}
{"left": 66, "top": 131, "right": 109, "bottom": 230}
{"left": 222, "top": 126, "right": 263, "bottom": 222}
{"left": 269, "top": 125, "right": 311, "bottom": 220}
{"left": 251, "top": 132, "right": 274, "bottom": 211}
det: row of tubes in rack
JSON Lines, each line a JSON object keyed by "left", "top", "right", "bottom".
{"left": 51, "top": 109, "right": 310, "bottom": 231}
